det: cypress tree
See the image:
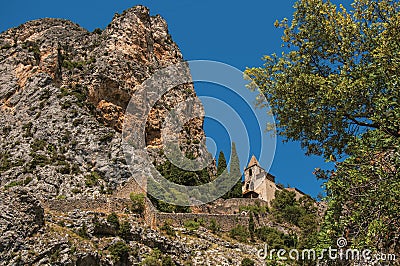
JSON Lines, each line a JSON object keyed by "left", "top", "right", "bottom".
{"left": 229, "top": 142, "right": 243, "bottom": 198}
{"left": 216, "top": 151, "right": 227, "bottom": 176}
{"left": 221, "top": 143, "right": 243, "bottom": 199}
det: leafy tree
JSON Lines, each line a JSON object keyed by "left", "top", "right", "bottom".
{"left": 318, "top": 131, "right": 400, "bottom": 252}
{"left": 255, "top": 226, "right": 285, "bottom": 249}
{"left": 271, "top": 190, "right": 303, "bottom": 226}
{"left": 245, "top": 0, "right": 400, "bottom": 159}
{"left": 271, "top": 190, "right": 297, "bottom": 211}
{"left": 108, "top": 241, "right": 130, "bottom": 263}
{"left": 245, "top": 0, "right": 399, "bottom": 253}
{"left": 271, "top": 190, "right": 319, "bottom": 249}
{"left": 229, "top": 225, "right": 248, "bottom": 243}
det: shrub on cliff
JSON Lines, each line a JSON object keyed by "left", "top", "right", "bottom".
{"left": 183, "top": 220, "right": 200, "bottom": 231}
{"left": 107, "top": 212, "right": 120, "bottom": 230}
{"left": 241, "top": 258, "right": 255, "bottom": 266}
{"left": 108, "top": 241, "right": 130, "bottom": 264}
{"left": 229, "top": 225, "right": 248, "bottom": 243}
{"left": 130, "top": 193, "right": 145, "bottom": 214}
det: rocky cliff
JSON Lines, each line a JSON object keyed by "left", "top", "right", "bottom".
{"left": 0, "top": 5, "right": 209, "bottom": 200}
{"left": 0, "top": 6, "right": 263, "bottom": 265}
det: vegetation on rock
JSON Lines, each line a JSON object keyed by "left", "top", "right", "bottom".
{"left": 245, "top": 0, "right": 399, "bottom": 255}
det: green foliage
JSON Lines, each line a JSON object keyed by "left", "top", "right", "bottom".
{"left": 208, "top": 219, "right": 221, "bottom": 234}
{"left": 99, "top": 132, "right": 114, "bottom": 143}
{"left": 130, "top": 193, "right": 145, "bottom": 214}
{"left": 222, "top": 142, "right": 244, "bottom": 199}
{"left": 107, "top": 212, "right": 120, "bottom": 229}
{"left": 77, "top": 223, "right": 89, "bottom": 239}
{"left": 85, "top": 171, "right": 100, "bottom": 187}
{"left": 70, "top": 163, "right": 81, "bottom": 175}
{"left": 148, "top": 195, "right": 187, "bottom": 213}
{"left": 62, "top": 60, "right": 86, "bottom": 70}
{"left": 141, "top": 248, "right": 162, "bottom": 266}
{"left": 0, "top": 152, "right": 12, "bottom": 172}
{"left": 155, "top": 156, "right": 211, "bottom": 187}
{"left": 60, "top": 100, "right": 72, "bottom": 109}
{"left": 215, "top": 151, "right": 233, "bottom": 198}
{"left": 39, "top": 88, "right": 51, "bottom": 101}
{"left": 160, "top": 222, "right": 176, "bottom": 237}
{"left": 248, "top": 212, "right": 255, "bottom": 240}
{"left": 255, "top": 226, "right": 296, "bottom": 250}
{"left": 1, "top": 43, "right": 12, "bottom": 50}
{"left": 161, "top": 256, "right": 175, "bottom": 266}
{"left": 241, "top": 258, "right": 255, "bottom": 266}
{"left": 4, "top": 180, "right": 23, "bottom": 190}
{"left": 29, "top": 152, "right": 49, "bottom": 167}
{"left": 245, "top": 0, "right": 400, "bottom": 159}
{"left": 4, "top": 177, "right": 33, "bottom": 189}
{"left": 271, "top": 190, "right": 319, "bottom": 249}
{"left": 59, "top": 85, "right": 88, "bottom": 102}
{"left": 149, "top": 147, "right": 212, "bottom": 209}
{"left": 246, "top": 0, "right": 400, "bottom": 253}
{"left": 50, "top": 248, "right": 61, "bottom": 263}
{"left": 31, "top": 139, "right": 47, "bottom": 152}
{"left": 22, "top": 41, "right": 40, "bottom": 62}
{"left": 71, "top": 188, "right": 81, "bottom": 194}
{"left": 239, "top": 203, "right": 268, "bottom": 215}
{"left": 22, "top": 122, "right": 33, "bottom": 138}
{"left": 229, "top": 225, "right": 248, "bottom": 243}
{"left": 2, "top": 125, "right": 11, "bottom": 135}
{"left": 216, "top": 151, "right": 227, "bottom": 176}
{"left": 108, "top": 241, "right": 130, "bottom": 263}
{"left": 92, "top": 28, "right": 103, "bottom": 34}
{"left": 183, "top": 220, "right": 200, "bottom": 231}
{"left": 319, "top": 130, "right": 400, "bottom": 252}
{"left": 118, "top": 221, "right": 132, "bottom": 240}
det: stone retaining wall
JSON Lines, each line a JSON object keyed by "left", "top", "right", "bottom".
{"left": 192, "top": 198, "right": 269, "bottom": 214}
{"left": 42, "top": 197, "right": 132, "bottom": 213}
{"left": 156, "top": 212, "right": 274, "bottom": 232}
{"left": 42, "top": 197, "right": 284, "bottom": 232}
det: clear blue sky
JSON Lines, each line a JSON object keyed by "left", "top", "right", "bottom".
{"left": 0, "top": 0, "right": 352, "bottom": 198}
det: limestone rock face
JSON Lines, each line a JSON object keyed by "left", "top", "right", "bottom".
{"left": 0, "top": 6, "right": 210, "bottom": 200}
{"left": 0, "top": 6, "right": 249, "bottom": 265}
{"left": 0, "top": 187, "right": 45, "bottom": 255}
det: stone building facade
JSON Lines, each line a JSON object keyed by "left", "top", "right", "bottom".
{"left": 242, "top": 155, "right": 306, "bottom": 205}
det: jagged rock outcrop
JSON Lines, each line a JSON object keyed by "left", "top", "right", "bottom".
{"left": 0, "top": 187, "right": 45, "bottom": 257}
{"left": 0, "top": 5, "right": 211, "bottom": 200}
{"left": 0, "top": 6, "right": 260, "bottom": 265}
